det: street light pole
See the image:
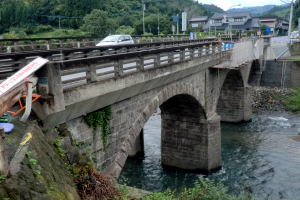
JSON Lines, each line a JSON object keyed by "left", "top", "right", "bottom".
{"left": 228, "top": 4, "right": 241, "bottom": 41}
{"left": 280, "top": 0, "right": 294, "bottom": 37}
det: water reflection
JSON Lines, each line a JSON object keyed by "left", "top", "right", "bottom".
{"left": 119, "top": 111, "right": 300, "bottom": 200}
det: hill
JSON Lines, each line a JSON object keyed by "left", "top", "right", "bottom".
{"left": 263, "top": 4, "right": 290, "bottom": 20}
{"left": 0, "top": 0, "right": 223, "bottom": 36}
{"left": 228, "top": 5, "right": 278, "bottom": 16}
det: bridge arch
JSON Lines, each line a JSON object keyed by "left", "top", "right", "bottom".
{"left": 248, "top": 59, "right": 262, "bottom": 86}
{"left": 217, "top": 69, "right": 252, "bottom": 122}
{"left": 106, "top": 82, "right": 221, "bottom": 177}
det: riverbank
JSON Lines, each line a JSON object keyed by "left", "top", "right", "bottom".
{"left": 252, "top": 86, "right": 294, "bottom": 113}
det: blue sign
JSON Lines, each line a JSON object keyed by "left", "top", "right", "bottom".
{"left": 265, "top": 27, "right": 272, "bottom": 35}
{"left": 172, "top": 16, "right": 179, "bottom": 23}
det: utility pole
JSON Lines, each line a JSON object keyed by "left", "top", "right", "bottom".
{"left": 176, "top": 14, "right": 179, "bottom": 35}
{"left": 157, "top": 14, "right": 160, "bottom": 35}
{"left": 142, "top": 0, "right": 145, "bottom": 35}
{"left": 59, "top": 16, "right": 61, "bottom": 29}
{"left": 288, "top": 0, "right": 294, "bottom": 37}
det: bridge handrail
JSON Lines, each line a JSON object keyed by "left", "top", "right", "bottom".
{"left": 0, "top": 39, "right": 217, "bottom": 60}
{"left": 36, "top": 41, "right": 230, "bottom": 95}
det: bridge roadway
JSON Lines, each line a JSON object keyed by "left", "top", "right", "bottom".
{"left": 1, "top": 38, "right": 265, "bottom": 178}
{"left": 0, "top": 35, "right": 236, "bottom": 53}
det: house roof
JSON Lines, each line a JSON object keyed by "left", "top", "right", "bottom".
{"left": 190, "top": 16, "right": 208, "bottom": 22}
{"left": 211, "top": 12, "right": 252, "bottom": 19}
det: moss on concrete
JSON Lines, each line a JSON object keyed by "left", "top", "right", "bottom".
{"left": 0, "top": 121, "right": 80, "bottom": 200}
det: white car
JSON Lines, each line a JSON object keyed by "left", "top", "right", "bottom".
{"left": 96, "top": 35, "right": 134, "bottom": 46}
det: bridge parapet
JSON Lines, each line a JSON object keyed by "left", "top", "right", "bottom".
{"left": 230, "top": 38, "right": 264, "bottom": 67}
{"left": 32, "top": 41, "right": 231, "bottom": 127}
{"left": 0, "top": 39, "right": 218, "bottom": 80}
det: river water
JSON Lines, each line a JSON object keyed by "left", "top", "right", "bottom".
{"left": 119, "top": 111, "right": 300, "bottom": 200}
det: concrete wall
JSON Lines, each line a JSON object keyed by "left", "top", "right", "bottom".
{"left": 261, "top": 61, "right": 300, "bottom": 88}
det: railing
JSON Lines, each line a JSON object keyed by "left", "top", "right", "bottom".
{"left": 0, "top": 35, "right": 238, "bottom": 53}
{"left": 0, "top": 39, "right": 221, "bottom": 81}
{"left": 37, "top": 41, "right": 230, "bottom": 94}
{"left": 0, "top": 35, "right": 192, "bottom": 53}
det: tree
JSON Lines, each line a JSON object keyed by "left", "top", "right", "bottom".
{"left": 134, "top": 14, "right": 172, "bottom": 35}
{"left": 81, "top": 9, "right": 116, "bottom": 37}
{"left": 115, "top": 26, "right": 135, "bottom": 35}
{"left": 294, "top": 0, "right": 300, "bottom": 28}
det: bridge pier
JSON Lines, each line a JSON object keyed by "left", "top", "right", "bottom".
{"left": 160, "top": 95, "right": 221, "bottom": 172}
{"left": 128, "top": 129, "right": 144, "bottom": 157}
{"left": 217, "top": 85, "right": 252, "bottom": 123}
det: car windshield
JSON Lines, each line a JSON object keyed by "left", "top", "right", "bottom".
{"left": 102, "top": 35, "right": 119, "bottom": 42}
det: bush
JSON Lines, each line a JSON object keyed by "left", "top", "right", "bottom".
{"left": 143, "top": 177, "right": 254, "bottom": 200}
{"left": 115, "top": 26, "right": 135, "bottom": 35}
{"left": 2, "top": 28, "right": 27, "bottom": 39}
{"left": 81, "top": 9, "right": 116, "bottom": 37}
{"left": 31, "top": 25, "right": 54, "bottom": 34}
{"left": 283, "top": 87, "right": 300, "bottom": 112}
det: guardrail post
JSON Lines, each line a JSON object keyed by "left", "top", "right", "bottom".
{"left": 180, "top": 49, "right": 185, "bottom": 61}
{"left": 87, "top": 63, "right": 97, "bottom": 83}
{"left": 114, "top": 60, "right": 123, "bottom": 77}
{"left": 155, "top": 54, "right": 160, "bottom": 68}
{"left": 47, "top": 63, "right": 65, "bottom": 112}
{"left": 137, "top": 57, "right": 144, "bottom": 71}
{"left": 168, "top": 52, "right": 173, "bottom": 64}
{"left": 190, "top": 48, "right": 194, "bottom": 59}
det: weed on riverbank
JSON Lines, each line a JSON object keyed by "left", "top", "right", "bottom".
{"left": 283, "top": 87, "right": 300, "bottom": 112}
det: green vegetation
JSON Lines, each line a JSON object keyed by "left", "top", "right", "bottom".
{"left": 0, "top": 0, "right": 223, "bottom": 38}
{"left": 283, "top": 87, "right": 300, "bottom": 112}
{"left": 84, "top": 106, "right": 112, "bottom": 150}
{"left": 0, "top": 173, "right": 6, "bottom": 184}
{"left": 25, "top": 151, "right": 42, "bottom": 177}
{"left": 52, "top": 137, "right": 66, "bottom": 158}
{"left": 141, "top": 178, "right": 253, "bottom": 200}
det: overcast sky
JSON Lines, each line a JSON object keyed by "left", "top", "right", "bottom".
{"left": 198, "top": 0, "right": 287, "bottom": 10}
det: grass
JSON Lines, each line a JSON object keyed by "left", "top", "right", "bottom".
{"left": 283, "top": 87, "right": 300, "bottom": 112}
{"left": 118, "top": 177, "right": 254, "bottom": 200}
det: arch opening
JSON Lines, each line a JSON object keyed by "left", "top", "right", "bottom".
{"left": 217, "top": 70, "right": 251, "bottom": 123}
{"left": 159, "top": 94, "right": 209, "bottom": 171}
{"left": 248, "top": 60, "right": 261, "bottom": 86}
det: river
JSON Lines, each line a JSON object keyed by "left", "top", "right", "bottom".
{"left": 119, "top": 110, "right": 300, "bottom": 200}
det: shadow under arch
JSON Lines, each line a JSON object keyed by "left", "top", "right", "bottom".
{"left": 217, "top": 70, "right": 251, "bottom": 123}
{"left": 248, "top": 59, "right": 261, "bottom": 86}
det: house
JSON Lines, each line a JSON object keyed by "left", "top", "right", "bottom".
{"left": 259, "top": 16, "right": 289, "bottom": 36}
{"left": 203, "top": 12, "right": 260, "bottom": 32}
{"left": 189, "top": 16, "right": 209, "bottom": 29}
